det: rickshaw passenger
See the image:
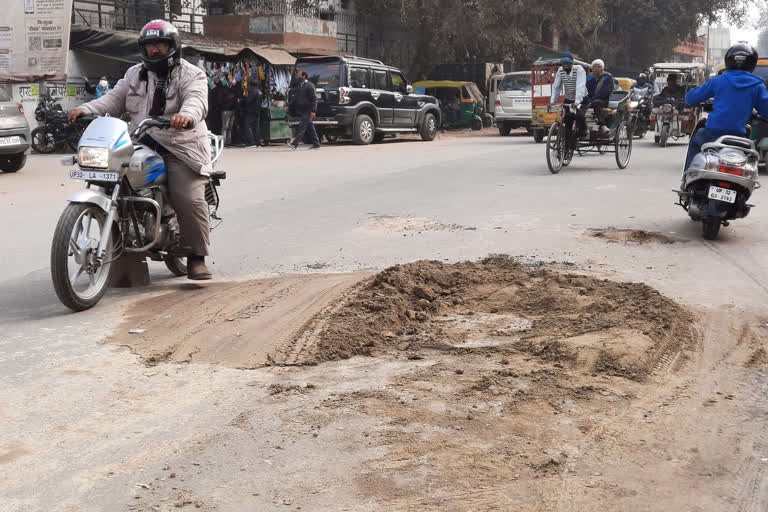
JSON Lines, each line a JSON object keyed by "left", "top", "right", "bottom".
{"left": 549, "top": 53, "right": 587, "bottom": 141}
{"left": 585, "top": 59, "right": 614, "bottom": 129}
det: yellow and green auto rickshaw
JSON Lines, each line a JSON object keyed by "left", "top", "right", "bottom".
{"left": 412, "top": 81, "right": 492, "bottom": 130}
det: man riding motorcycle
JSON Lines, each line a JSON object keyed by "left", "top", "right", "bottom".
{"left": 68, "top": 20, "right": 213, "bottom": 280}
{"left": 549, "top": 52, "right": 587, "bottom": 145}
{"left": 683, "top": 43, "right": 768, "bottom": 171}
{"left": 630, "top": 73, "right": 653, "bottom": 98}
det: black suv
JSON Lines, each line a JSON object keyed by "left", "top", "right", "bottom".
{"left": 288, "top": 56, "right": 441, "bottom": 144}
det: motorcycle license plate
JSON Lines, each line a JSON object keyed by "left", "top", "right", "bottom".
{"left": 708, "top": 186, "right": 737, "bottom": 204}
{"left": 69, "top": 169, "right": 119, "bottom": 182}
{"left": 0, "top": 136, "right": 21, "bottom": 146}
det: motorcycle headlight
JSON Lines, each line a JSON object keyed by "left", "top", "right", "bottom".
{"left": 630, "top": 101, "right": 639, "bottom": 108}
{"left": 663, "top": 104, "right": 673, "bottom": 113}
{"left": 78, "top": 147, "right": 109, "bottom": 169}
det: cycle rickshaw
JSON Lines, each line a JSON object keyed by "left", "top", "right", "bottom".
{"left": 545, "top": 89, "right": 633, "bottom": 174}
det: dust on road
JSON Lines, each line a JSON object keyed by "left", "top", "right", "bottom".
{"left": 89, "top": 257, "right": 768, "bottom": 510}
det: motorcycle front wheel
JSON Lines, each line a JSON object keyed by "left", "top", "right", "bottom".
{"left": 51, "top": 203, "right": 116, "bottom": 311}
{"left": 163, "top": 255, "right": 188, "bottom": 277}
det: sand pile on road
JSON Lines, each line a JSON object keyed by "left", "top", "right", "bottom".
{"left": 312, "top": 257, "right": 699, "bottom": 379}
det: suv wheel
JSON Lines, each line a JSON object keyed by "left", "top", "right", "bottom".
{"left": 421, "top": 113, "right": 437, "bottom": 141}
{"left": 0, "top": 152, "right": 26, "bottom": 173}
{"left": 353, "top": 114, "right": 375, "bottom": 145}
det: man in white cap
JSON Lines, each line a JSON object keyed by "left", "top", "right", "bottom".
{"left": 585, "top": 59, "right": 614, "bottom": 130}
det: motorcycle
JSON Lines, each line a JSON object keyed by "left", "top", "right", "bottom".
{"left": 31, "top": 96, "right": 88, "bottom": 154}
{"left": 51, "top": 115, "right": 226, "bottom": 311}
{"left": 675, "top": 135, "right": 760, "bottom": 240}
{"left": 628, "top": 88, "right": 652, "bottom": 138}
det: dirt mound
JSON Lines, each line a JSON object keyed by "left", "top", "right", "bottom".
{"left": 588, "top": 228, "right": 682, "bottom": 244}
{"left": 311, "top": 257, "right": 699, "bottom": 380}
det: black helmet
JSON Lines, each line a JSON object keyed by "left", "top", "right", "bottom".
{"left": 138, "top": 20, "right": 181, "bottom": 75}
{"left": 724, "top": 43, "right": 758, "bottom": 72}
{"left": 638, "top": 73, "right": 647, "bottom": 85}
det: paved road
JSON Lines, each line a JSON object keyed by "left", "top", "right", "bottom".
{"left": 1, "top": 130, "right": 767, "bottom": 509}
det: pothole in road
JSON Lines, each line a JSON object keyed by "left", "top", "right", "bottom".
{"left": 355, "top": 215, "right": 477, "bottom": 234}
{"left": 587, "top": 228, "right": 684, "bottom": 244}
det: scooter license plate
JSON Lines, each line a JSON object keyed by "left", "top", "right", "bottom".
{"left": 708, "top": 186, "right": 737, "bottom": 204}
{"left": 69, "top": 169, "right": 119, "bottom": 182}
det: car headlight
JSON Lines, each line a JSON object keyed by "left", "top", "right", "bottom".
{"left": 78, "top": 147, "right": 109, "bottom": 169}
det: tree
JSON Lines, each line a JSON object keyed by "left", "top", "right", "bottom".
{"left": 354, "top": 0, "right": 754, "bottom": 76}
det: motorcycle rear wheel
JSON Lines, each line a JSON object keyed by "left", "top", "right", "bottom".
{"left": 51, "top": 203, "right": 116, "bottom": 311}
{"left": 31, "top": 127, "right": 55, "bottom": 154}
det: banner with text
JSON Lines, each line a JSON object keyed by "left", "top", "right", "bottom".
{"left": 1, "top": 0, "right": 73, "bottom": 81}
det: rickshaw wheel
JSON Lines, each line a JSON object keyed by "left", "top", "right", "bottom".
{"left": 615, "top": 121, "right": 632, "bottom": 169}
{"left": 546, "top": 122, "right": 564, "bottom": 174}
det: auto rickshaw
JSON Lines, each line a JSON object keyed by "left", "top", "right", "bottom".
{"left": 530, "top": 57, "right": 591, "bottom": 143}
{"left": 650, "top": 63, "right": 705, "bottom": 146}
{"left": 412, "top": 81, "right": 492, "bottom": 130}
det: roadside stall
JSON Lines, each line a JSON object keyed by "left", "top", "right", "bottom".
{"left": 530, "top": 57, "right": 591, "bottom": 143}
{"left": 183, "top": 45, "right": 296, "bottom": 144}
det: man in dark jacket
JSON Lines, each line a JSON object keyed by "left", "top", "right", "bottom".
{"left": 220, "top": 78, "right": 238, "bottom": 146}
{"left": 238, "top": 80, "right": 263, "bottom": 148}
{"left": 288, "top": 71, "right": 320, "bottom": 150}
{"left": 584, "top": 59, "right": 614, "bottom": 129}
{"left": 684, "top": 43, "right": 768, "bottom": 170}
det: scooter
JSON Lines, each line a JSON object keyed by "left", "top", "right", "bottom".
{"left": 675, "top": 135, "right": 760, "bottom": 239}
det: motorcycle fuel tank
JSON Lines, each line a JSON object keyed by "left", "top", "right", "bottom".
{"left": 128, "top": 146, "right": 167, "bottom": 190}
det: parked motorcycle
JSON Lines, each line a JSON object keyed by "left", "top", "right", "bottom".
{"left": 31, "top": 95, "right": 88, "bottom": 154}
{"left": 51, "top": 115, "right": 226, "bottom": 311}
{"left": 675, "top": 135, "right": 760, "bottom": 240}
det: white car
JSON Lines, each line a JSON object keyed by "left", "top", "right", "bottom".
{"left": 489, "top": 71, "right": 532, "bottom": 136}
{"left": 0, "top": 87, "right": 30, "bottom": 173}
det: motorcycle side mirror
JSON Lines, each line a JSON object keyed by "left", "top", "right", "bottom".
{"left": 406, "top": 85, "right": 413, "bottom": 95}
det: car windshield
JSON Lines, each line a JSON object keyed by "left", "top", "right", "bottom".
{"left": 499, "top": 75, "right": 531, "bottom": 91}
{"left": 296, "top": 61, "right": 342, "bottom": 89}
{"left": 0, "top": 88, "right": 11, "bottom": 102}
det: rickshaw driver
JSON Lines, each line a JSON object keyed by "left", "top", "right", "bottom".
{"left": 585, "top": 59, "right": 614, "bottom": 132}
{"left": 660, "top": 74, "right": 686, "bottom": 99}
{"left": 548, "top": 53, "right": 588, "bottom": 146}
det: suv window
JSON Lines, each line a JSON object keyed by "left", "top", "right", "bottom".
{"left": 350, "top": 67, "right": 369, "bottom": 88}
{"left": 390, "top": 72, "right": 406, "bottom": 92}
{"left": 373, "top": 70, "right": 388, "bottom": 90}
{"left": 499, "top": 75, "right": 531, "bottom": 91}
{"left": 296, "top": 61, "right": 342, "bottom": 88}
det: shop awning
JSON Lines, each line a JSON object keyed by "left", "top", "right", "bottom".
{"left": 70, "top": 27, "right": 142, "bottom": 63}
{"left": 70, "top": 27, "right": 296, "bottom": 66}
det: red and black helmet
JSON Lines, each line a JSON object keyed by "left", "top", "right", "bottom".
{"left": 138, "top": 20, "right": 181, "bottom": 75}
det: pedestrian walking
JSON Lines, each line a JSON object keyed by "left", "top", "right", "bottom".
{"left": 207, "top": 75, "right": 224, "bottom": 135}
{"left": 288, "top": 71, "right": 320, "bottom": 150}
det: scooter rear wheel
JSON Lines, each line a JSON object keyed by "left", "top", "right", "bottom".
{"left": 702, "top": 218, "right": 721, "bottom": 240}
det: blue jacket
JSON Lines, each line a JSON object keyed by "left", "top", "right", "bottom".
{"left": 586, "top": 74, "right": 613, "bottom": 101}
{"left": 95, "top": 85, "right": 111, "bottom": 98}
{"left": 686, "top": 70, "right": 768, "bottom": 133}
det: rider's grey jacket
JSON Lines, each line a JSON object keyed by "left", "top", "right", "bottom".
{"left": 78, "top": 59, "right": 212, "bottom": 175}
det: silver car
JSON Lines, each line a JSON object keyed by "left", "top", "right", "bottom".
{"left": 0, "top": 87, "right": 31, "bottom": 173}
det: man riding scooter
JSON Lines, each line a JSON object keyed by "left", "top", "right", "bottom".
{"left": 684, "top": 43, "right": 768, "bottom": 171}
